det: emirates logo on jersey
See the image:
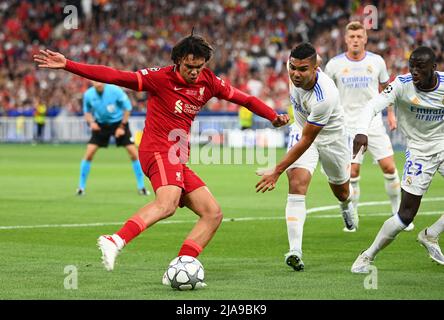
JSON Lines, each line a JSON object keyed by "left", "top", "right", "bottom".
{"left": 175, "top": 100, "right": 183, "bottom": 113}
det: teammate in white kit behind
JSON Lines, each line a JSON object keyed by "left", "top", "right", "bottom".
{"left": 351, "top": 46, "right": 444, "bottom": 272}
{"left": 256, "top": 42, "right": 357, "bottom": 271}
{"left": 324, "top": 21, "right": 413, "bottom": 232}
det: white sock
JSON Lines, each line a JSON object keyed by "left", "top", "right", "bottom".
{"left": 112, "top": 234, "right": 125, "bottom": 250}
{"left": 286, "top": 194, "right": 306, "bottom": 255}
{"left": 339, "top": 184, "right": 353, "bottom": 209}
{"left": 350, "top": 176, "right": 360, "bottom": 214}
{"left": 383, "top": 170, "right": 401, "bottom": 215}
{"left": 364, "top": 214, "right": 406, "bottom": 259}
{"left": 427, "top": 214, "right": 444, "bottom": 238}
{"left": 339, "top": 184, "right": 356, "bottom": 226}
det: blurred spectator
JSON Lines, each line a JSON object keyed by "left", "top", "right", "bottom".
{"left": 1, "top": 0, "right": 444, "bottom": 116}
{"left": 33, "top": 97, "right": 47, "bottom": 142}
{"left": 239, "top": 106, "right": 253, "bottom": 130}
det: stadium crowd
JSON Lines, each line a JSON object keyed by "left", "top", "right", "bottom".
{"left": 1, "top": 0, "right": 444, "bottom": 117}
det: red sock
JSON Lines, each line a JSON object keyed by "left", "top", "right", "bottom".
{"left": 178, "top": 239, "right": 203, "bottom": 258}
{"left": 116, "top": 215, "right": 147, "bottom": 245}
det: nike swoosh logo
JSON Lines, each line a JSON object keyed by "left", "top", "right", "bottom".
{"left": 174, "top": 87, "right": 183, "bottom": 91}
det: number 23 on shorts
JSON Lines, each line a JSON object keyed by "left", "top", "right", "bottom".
{"left": 404, "top": 160, "right": 423, "bottom": 176}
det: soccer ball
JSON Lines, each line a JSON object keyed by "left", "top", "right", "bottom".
{"left": 163, "top": 255, "right": 205, "bottom": 290}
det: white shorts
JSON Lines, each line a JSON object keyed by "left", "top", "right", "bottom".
{"left": 286, "top": 126, "right": 351, "bottom": 185}
{"left": 348, "top": 118, "right": 394, "bottom": 165}
{"left": 401, "top": 150, "right": 444, "bottom": 196}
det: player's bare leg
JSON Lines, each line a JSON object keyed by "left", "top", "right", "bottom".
{"left": 98, "top": 185, "right": 182, "bottom": 271}
{"left": 125, "top": 144, "right": 149, "bottom": 196}
{"left": 352, "top": 190, "right": 419, "bottom": 273}
{"left": 378, "top": 155, "right": 413, "bottom": 230}
{"left": 84, "top": 143, "right": 100, "bottom": 161}
{"left": 77, "top": 143, "right": 99, "bottom": 195}
{"left": 161, "top": 186, "right": 222, "bottom": 287}
{"left": 134, "top": 185, "right": 182, "bottom": 227}
{"left": 350, "top": 163, "right": 361, "bottom": 224}
{"left": 180, "top": 186, "right": 223, "bottom": 253}
{"left": 329, "top": 180, "right": 357, "bottom": 231}
{"left": 284, "top": 168, "right": 311, "bottom": 271}
{"left": 125, "top": 144, "right": 139, "bottom": 161}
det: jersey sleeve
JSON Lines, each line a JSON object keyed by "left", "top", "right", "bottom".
{"left": 210, "top": 73, "right": 235, "bottom": 100}
{"left": 210, "top": 71, "right": 276, "bottom": 121}
{"left": 378, "top": 56, "right": 390, "bottom": 84}
{"left": 306, "top": 94, "right": 336, "bottom": 127}
{"left": 355, "top": 77, "right": 402, "bottom": 135}
{"left": 135, "top": 67, "right": 160, "bottom": 93}
{"left": 64, "top": 60, "right": 139, "bottom": 91}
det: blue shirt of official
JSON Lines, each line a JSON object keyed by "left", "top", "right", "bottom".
{"left": 83, "top": 84, "right": 132, "bottom": 124}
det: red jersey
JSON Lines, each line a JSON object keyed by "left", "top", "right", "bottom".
{"left": 134, "top": 65, "right": 234, "bottom": 154}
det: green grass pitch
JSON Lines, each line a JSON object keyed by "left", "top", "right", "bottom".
{"left": 0, "top": 144, "right": 443, "bottom": 300}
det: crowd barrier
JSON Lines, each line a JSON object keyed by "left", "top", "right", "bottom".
{"left": 0, "top": 115, "right": 406, "bottom": 150}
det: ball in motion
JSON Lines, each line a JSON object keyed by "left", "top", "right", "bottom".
{"left": 164, "top": 255, "right": 205, "bottom": 290}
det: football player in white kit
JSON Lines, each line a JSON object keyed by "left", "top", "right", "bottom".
{"left": 351, "top": 46, "right": 444, "bottom": 273}
{"left": 324, "top": 21, "right": 413, "bottom": 232}
{"left": 256, "top": 43, "right": 357, "bottom": 271}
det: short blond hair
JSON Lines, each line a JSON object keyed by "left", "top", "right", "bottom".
{"left": 346, "top": 21, "right": 367, "bottom": 34}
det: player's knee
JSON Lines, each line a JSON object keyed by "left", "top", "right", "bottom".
{"left": 288, "top": 180, "right": 309, "bottom": 195}
{"left": 213, "top": 206, "right": 223, "bottom": 226}
{"left": 204, "top": 204, "right": 223, "bottom": 226}
{"left": 379, "top": 157, "right": 396, "bottom": 174}
{"left": 381, "top": 164, "right": 396, "bottom": 175}
{"left": 157, "top": 201, "right": 179, "bottom": 218}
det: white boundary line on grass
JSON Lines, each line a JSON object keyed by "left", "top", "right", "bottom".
{"left": 1, "top": 197, "right": 443, "bottom": 230}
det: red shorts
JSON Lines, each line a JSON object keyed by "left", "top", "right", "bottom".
{"left": 139, "top": 151, "right": 206, "bottom": 196}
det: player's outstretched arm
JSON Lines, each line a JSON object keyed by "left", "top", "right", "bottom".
{"left": 271, "top": 114, "right": 290, "bottom": 127}
{"left": 227, "top": 88, "right": 289, "bottom": 127}
{"left": 33, "top": 49, "right": 140, "bottom": 91}
{"left": 33, "top": 49, "right": 66, "bottom": 68}
{"left": 386, "top": 105, "right": 397, "bottom": 131}
{"left": 255, "top": 123, "right": 321, "bottom": 193}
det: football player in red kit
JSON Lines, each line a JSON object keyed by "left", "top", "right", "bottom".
{"left": 34, "top": 34, "right": 289, "bottom": 283}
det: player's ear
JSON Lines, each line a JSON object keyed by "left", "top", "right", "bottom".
{"left": 173, "top": 56, "right": 181, "bottom": 66}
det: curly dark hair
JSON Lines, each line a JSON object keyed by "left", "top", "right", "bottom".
{"left": 290, "top": 42, "right": 317, "bottom": 64}
{"left": 410, "top": 46, "right": 436, "bottom": 64}
{"left": 171, "top": 34, "right": 214, "bottom": 64}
